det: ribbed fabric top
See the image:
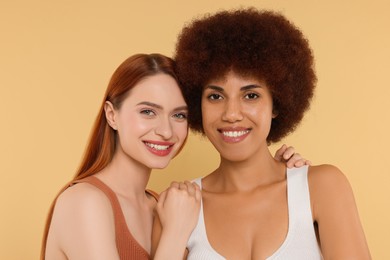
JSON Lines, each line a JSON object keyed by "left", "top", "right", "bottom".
{"left": 187, "top": 166, "right": 323, "bottom": 260}
{"left": 72, "top": 176, "right": 157, "bottom": 260}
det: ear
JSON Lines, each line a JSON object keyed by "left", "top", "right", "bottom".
{"left": 272, "top": 108, "right": 278, "bottom": 119}
{"left": 104, "top": 101, "right": 118, "bottom": 130}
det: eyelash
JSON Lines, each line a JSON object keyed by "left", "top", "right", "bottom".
{"left": 207, "top": 93, "right": 223, "bottom": 100}
{"left": 207, "top": 92, "right": 260, "bottom": 100}
{"left": 173, "top": 113, "right": 188, "bottom": 120}
{"left": 244, "top": 92, "right": 259, "bottom": 99}
{"left": 140, "top": 109, "right": 156, "bottom": 116}
{"left": 140, "top": 109, "right": 187, "bottom": 120}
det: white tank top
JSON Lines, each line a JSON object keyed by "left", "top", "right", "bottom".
{"left": 187, "top": 166, "right": 323, "bottom": 259}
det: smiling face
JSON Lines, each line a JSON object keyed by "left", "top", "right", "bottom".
{"left": 201, "top": 71, "right": 276, "bottom": 162}
{"left": 106, "top": 73, "right": 188, "bottom": 169}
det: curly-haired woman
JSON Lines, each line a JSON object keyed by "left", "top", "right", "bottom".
{"left": 153, "top": 8, "right": 371, "bottom": 259}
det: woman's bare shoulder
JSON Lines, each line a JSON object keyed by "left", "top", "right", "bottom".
{"left": 308, "top": 164, "right": 350, "bottom": 188}
{"left": 307, "top": 164, "right": 356, "bottom": 219}
{"left": 48, "top": 182, "right": 119, "bottom": 259}
{"left": 55, "top": 182, "right": 111, "bottom": 214}
{"left": 306, "top": 166, "right": 371, "bottom": 258}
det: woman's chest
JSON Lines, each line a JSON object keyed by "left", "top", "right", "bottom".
{"left": 201, "top": 188, "right": 289, "bottom": 259}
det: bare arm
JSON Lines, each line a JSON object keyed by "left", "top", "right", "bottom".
{"left": 45, "top": 184, "right": 120, "bottom": 260}
{"left": 309, "top": 165, "right": 371, "bottom": 259}
{"left": 152, "top": 181, "right": 200, "bottom": 260}
{"left": 151, "top": 212, "right": 189, "bottom": 260}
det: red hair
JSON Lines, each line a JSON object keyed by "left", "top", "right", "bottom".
{"left": 41, "top": 53, "right": 179, "bottom": 259}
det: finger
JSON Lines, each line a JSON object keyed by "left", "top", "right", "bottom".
{"left": 195, "top": 186, "right": 202, "bottom": 201}
{"left": 292, "top": 158, "right": 304, "bottom": 168}
{"left": 170, "top": 181, "right": 180, "bottom": 189}
{"left": 274, "top": 144, "right": 287, "bottom": 161}
{"left": 283, "top": 146, "right": 296, "bottom": 160}
{"left": 294, "top": 159, "right": 311, "bottom": 167}
{"left": 178, "top": 182, "right": 188, "bottom": 190}
{"left": 157, "top": 190, "right": 167, "bottom": 210}
{"left": 189, "top": 183, "right": 202, "bottom": 201}
{"left": 286, "top": 153, "right": 301, "bottom": 168}
{"left": 193, "top": 182, "right": 201, "bottom": 191}
{"left": 184, "top": 180, "right": 196, "bottom": 196}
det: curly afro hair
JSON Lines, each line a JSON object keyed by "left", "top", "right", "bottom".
{"left": 174, "top": 8, "right": 316, "bottom": 143}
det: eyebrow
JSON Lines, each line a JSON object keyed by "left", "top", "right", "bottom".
{"left": 137, "top": 101, "right": 188, "bottom": 111}
{"left": 205, "top": 84, "right": 262, "bottom": 92}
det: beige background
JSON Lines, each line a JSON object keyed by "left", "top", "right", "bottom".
{"left": 1, "top": 0, "right": 389, "bottom": 259}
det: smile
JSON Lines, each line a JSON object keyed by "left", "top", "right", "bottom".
{"left": 222, "top": 130, "right": 250, "bottom": 138}
{"left": 143, "top": 141, "right": 174, "bottom": 157}
{"left": 218, "top": 128, "right": 251, "bottom": 143}
{"left": 144, "top": 142, "right": 171, "bottom": 151}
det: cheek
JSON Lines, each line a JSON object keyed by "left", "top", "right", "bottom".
{"left": 175, "top": 123, "right": 189, "bottom": 141}
{"left": 202, "top": 113, "right": 214, "bottom": 135}
{"left": 246, "top": 104, "right": 274, "bottom": 125}
{"left": 201, "top": 103, "right": 209, "bottom": 126}
{"left": 245, "top": 104, "right": 260, "bottom": 117}
{"left": 120, "top": 115, "right": 152, "bottom": 134}
{"left": 201, "top": 103, "right": 219, "bottom": 123}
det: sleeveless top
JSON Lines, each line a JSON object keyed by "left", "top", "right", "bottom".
{"left": 71, "top": 176, "right": 158, "bottom": 260}
{"left": 187, "top": 166, "right": 323, "bottom": 260}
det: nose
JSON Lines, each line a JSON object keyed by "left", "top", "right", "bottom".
{"left": 154, "top": 117, "right": 173, "bottom": 139}
{"left": 222, "top": 99, "right": 243, "bottom": 122}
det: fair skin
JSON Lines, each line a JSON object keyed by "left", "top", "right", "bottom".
{"left": 45, "top": 73, "right": 200, "bottom": 260}
{"left": 46, "top": 72, "right": 307, "bottom": 260}
{"left": 153, "top": 71, "right": 370, "bottom": 259}
{"left": 198, "top": 71, "right": 370, "bottom": 259}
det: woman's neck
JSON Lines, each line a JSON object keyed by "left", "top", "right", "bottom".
{"left": 95, "top": 149, "right": 152, "bottom": 201}
{"left": 207, "top": 149, "right": 285, "bottom": 193}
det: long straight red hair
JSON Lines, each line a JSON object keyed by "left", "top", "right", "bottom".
{"left": 41, "top": 53, "right": 179, "bottom": 259}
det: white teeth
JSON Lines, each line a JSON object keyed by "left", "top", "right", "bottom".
{"left": 222, "top": 130, "right": 249, "bottom": 137}
{"left": 145, "top": 142, "right": 170, "bottom": 150}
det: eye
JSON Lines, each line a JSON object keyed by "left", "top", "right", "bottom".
{"left": 244, "top": 92, "right": 259, "bottom": 100}
{"left": 140, "top": 109, "right": 156, "bottom": 116}
{"left": 208, "top": 93, "right": 223, "bottom": 100}
{"left": 173, "top": 112, "right": 188, "bottom": 120}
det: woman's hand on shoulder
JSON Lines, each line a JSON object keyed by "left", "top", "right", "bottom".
{"left": 152, "top": 181, "right": 201, "bottom": 260}
{"left": 156, "top": 181, "right": 201, "bottom": 237}
{"left": 47, "top": 183, "right": 120, "bottom": 260}
{"left": 274, "top": 144, "right": 311, "bottom": 168}
{"left": 308, "top": 164, "right": 371, "bottom": 259}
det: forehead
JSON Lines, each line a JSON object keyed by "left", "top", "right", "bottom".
{"left": 125, "top": 74, "right": 185, "bottom": 105}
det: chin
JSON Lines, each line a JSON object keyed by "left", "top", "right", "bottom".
{"left": 148, "top": 160, "right": 171, "bottom": 170}
{"left": 219, "top": 150, "right": 250, "bottom": 162}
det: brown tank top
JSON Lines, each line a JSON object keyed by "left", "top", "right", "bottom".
{"left": 72, "top": 176, "right": 158, "bottom": 260}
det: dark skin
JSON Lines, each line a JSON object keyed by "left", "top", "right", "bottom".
{"left": 152, "top": 71, "right": 370, "bottom": 260}
{"left": 193, "top": 72, "right": 370, "bottom": 259}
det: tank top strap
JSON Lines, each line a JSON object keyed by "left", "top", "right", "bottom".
{"left": 71, "top": 176, "right": 128, "bottom": 235}
{"left": 72, "top": 176, "right": 123, "bottom": 215}
{"left": 71, "top": 176, "right": 150, "bottom": 259}
{"left": 145, "top": 189, "right": 159, "bottom": 201}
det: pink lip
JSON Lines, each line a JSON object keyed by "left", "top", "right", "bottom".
{"left": 143, "top": 140, "right": 175, "bottom": 157}
{"left": 218, "top": 127, "right": 251, "bottom": 143}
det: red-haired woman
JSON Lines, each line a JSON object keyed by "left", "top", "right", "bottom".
{"left": 42, "top": 53, "right": 306, "bottom": 260}
{"left": 42, "top": 54, "right": 200, "bottom": 260}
